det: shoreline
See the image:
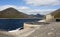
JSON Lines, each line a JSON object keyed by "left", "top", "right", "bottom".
{"left": 0, "top": 25, "right": 42, "bottom": 37}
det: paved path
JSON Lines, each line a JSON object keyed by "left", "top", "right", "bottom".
{"left": 27, "top": 22, "right": 60, "bottom": 37}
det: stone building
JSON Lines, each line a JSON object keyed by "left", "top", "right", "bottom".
{"left": 45, "top": 14, "right": 54, "bottom": 22}
{"left": 45, "top": 9, "right": 60, "bottom": 22}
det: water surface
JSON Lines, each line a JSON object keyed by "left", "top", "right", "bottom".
{"left": 0, "top": 18, "right": 41, "bottom": 31}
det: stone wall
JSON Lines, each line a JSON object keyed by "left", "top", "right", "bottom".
{"left": 24, "top": 23, "right": 40, "bottom": 29}
{"left": 45, "top": 14, "right": 55, "bottom": 22}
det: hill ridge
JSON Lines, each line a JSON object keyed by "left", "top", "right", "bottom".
{"left": 0, "top": 7, "right": 29, "bottom": 18}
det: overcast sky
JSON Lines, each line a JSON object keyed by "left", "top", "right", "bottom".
{"left": 0, "top": 0, "right": 60, "bottom": 15}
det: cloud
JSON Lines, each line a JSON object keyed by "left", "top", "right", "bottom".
{"left": 0, "top": 5, "right": 56, "bottom": 15}
{"left": 0, "top": 5, "right": 31, "bottom": 14}
{"left": 0, "top": 5, "right": 17, "bottom": 11}
{"left": 0, "top": 5, "right": 29, "bottom": 10}
{"left": 24, "top": 0, "right": 60, "bottom": 6}
{"left": 25, "top": 9, "right": 56, "bottom": 15}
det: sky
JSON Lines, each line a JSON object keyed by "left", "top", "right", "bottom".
{"left": 0, "top": 0, "right": 60, "bottom": 15}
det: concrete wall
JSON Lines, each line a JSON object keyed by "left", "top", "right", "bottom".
{"left": 45, "top": 14, "right": 55, "bottom": 22}
{"left": 24, "top": 23, "right": 40, "bottom": 29}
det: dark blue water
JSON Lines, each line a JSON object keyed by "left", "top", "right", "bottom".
{"left": 0, "top": 19, "right": 41, "bottom": 31}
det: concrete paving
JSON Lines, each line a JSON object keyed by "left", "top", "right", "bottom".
{"left": 27, "top": 22, "right": 60, "bottom": 37}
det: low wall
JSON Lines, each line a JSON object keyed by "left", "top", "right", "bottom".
{"left": 24, "top": 23, "right": 40, "bottom": 29}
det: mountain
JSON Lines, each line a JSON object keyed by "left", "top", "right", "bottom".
{"left": 50, "top": 9, "right": 60, "bottom": 18}
{"left": 29, "top": 14, "right": 44, "bottom": 19}
{"left": 0, "top": 7, "right": 29, "bottom": 18}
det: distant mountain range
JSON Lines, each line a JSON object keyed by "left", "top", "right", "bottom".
{"left": 0, "top": 7, "right": 44, "bottom": 18}
{"left": 0, "top": 7, "right": 29, "bottom": 18}
{"left": 29, "top": 14, "right": 44, "bottom": 19}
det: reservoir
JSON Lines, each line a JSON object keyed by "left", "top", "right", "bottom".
{"left": 0, "top": 18, "right": 41, "bottom": 31}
